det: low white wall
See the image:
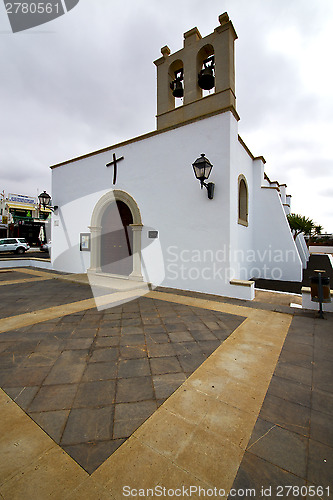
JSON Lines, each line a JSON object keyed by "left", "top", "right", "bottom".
{"left": 302, "top": 288, "right": 333, "bottom": 312}
{"left": 0, "top": 259, "right": 52, "bottom": 269}
{"left": 229, "top": 280, "right": 255, "bottom": 300}
{"left": 309, "top": 246, "right": 333, "bottom": 254}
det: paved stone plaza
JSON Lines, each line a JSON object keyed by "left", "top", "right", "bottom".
{"left": 0, "top": 269, "right": 244, "bottom": 473}
{"left": 0, "top": 267, "right": 332, "bottom": 499}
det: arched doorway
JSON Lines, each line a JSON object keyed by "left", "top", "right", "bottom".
{"left": 89, "top": 190, "right": 143, "bottom": 280}
{"left": 101, "top": 200, "right": 133, "bottom": 275}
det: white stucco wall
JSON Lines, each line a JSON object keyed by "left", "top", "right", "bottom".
{"left": 252, "top": 186, "right": 302, "bottom": 281}
{"left": 52, "top": 110, "right": 302, "bottom": 299}
{"left": 296, "top": 234, "right": 310, "bottom": 269}
{"left": 229, "top": 126, "right": 254, "bottom": 281}
{"left": 53, "top": 112, "right": 247, "bottom": 298}
{"left": 227, "top": 131, "right": 302, "bottom": 283}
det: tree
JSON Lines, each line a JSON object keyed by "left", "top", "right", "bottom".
{"left": 287, "top": 213, "right": 315, "bottom": 241}
{"left": 314, "top": 225, "right": 323, "bottom": 236}
{"left": 308, "top": 224, "right": 324, "bottom": 245}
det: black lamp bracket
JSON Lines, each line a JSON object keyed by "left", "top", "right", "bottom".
{"left": 40, "top": 202, "right": 58, "bottom": 212}
{"left": 200, "top": 180, "right": 215, "bottom": 200}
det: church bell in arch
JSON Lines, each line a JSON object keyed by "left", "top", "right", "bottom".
{"left": 170, "top": 69, "right": 184, "bottom": 98}
{"left": 198, "top": 55, "right": 215, "bottom": 90}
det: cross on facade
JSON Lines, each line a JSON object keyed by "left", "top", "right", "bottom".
{"left": 106, "top": 153, "right": 124, "bottom": 184}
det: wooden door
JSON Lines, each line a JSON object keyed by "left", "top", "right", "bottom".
{"left": 100, "top": 201, "right": 133, "bottom": 275}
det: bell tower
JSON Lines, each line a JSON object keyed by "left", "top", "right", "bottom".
{"left": 154, "top": 13, "right": 238, "bottom": 131}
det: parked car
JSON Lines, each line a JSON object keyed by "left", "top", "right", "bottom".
{"left": 0, "top": 238, "right": 30, "bottom": 254}
{"left": 40, "top": 241, "right": 51, "bottom": 252}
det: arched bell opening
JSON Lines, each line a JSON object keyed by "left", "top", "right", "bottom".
{"left": 197, "top": 44, "right": 215, "bottom": 98}
{"left": 168, "top": 59, "right": 184, "bottom": 108}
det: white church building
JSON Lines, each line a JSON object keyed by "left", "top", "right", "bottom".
{"left": 51, "top": 13, "right": 307, "bottom": 301}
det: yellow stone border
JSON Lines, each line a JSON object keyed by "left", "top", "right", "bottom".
{"left": 4, "top": 268, "right": 58, "bottom": 279}
{"left": 0, "top": 276, "right": 293, "bottom": 499}
{"left": 0, "top": 277, "right": 55, "bottom": 287}
{"left": 0, "top": 268, "right": 56, "bottom": 287}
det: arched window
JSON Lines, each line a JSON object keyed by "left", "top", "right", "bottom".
{"left": 238, "top": 175, "right": 248, "bottom": 226}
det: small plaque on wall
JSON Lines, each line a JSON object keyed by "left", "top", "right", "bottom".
{"left": 148, "top": 230, "right": 158, "bottom": 239}
{"left": 80, "top": 233, "right": 91, "bottom": 251}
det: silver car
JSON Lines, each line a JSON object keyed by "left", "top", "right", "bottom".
{"left": 40, "top": 241, "right": 51, "bottom": 253}
{"left": 0, "top": 238, "right": 30, "bottom": 254}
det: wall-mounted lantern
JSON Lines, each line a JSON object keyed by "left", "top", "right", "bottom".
{"left": 192, "top": 154, "right": 215, "bottom": 200}
{"left": 38, "top": 191, "right": 58, "bottom": 212}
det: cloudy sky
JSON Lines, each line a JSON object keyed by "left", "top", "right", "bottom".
{"left": 1, "top": 0, "right": 332, "bottom": 231}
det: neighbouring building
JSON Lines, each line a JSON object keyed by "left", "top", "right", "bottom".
{"left": 51, "top": 13, "right": 306, "bottom": 300}
{"left": 0, "top": 193, "right": 51, "bottom": 246}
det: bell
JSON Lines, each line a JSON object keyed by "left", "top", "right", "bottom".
{"left": 198, "top": 67, "right": 215, "bottom": 90}
{"left": 172, "top": 80, "right": 184, "bottom": 98}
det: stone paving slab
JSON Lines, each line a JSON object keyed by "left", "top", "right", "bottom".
{"left": 0, "top": 279, "right": 93, "bottom": 319}
{"left": 0, "top": 270, "right": 29, "bottom": 281}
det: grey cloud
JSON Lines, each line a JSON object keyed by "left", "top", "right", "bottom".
{"left": 320, "top": 187, "right": 333, "bottom": 198}
{"left": 0, "top": 0, "right": 332, "bottom": 229}
{"left": 271, "top": 158, "right": 332, "bottom": 181}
